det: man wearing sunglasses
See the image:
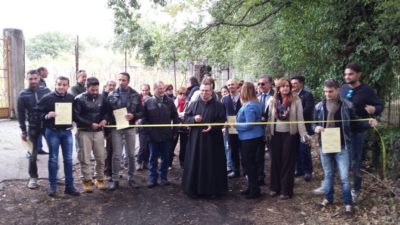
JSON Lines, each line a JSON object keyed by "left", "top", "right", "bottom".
{"left": 340, "top": 63, "right": 383, "bottom": 202}
{"left": 256, "top": 75, "right": 274, "bottom": 185}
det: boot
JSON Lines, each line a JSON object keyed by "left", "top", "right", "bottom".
{"left": 107, "top": 181, "right": 119, "bottom": 191}
{"left": 95, "top": 179, "right": 107, "bottom": 190}
{"left": 82, "top": 180, "right": 94, "bottom": 193}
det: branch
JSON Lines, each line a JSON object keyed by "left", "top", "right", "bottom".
{"left": 200, "top": 1, "right": 289, "bottom": 36}
{"left": 237, "top": 0, "right": 272, "bottom": 23}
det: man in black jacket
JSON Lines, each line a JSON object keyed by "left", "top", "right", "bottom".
{"left": 70, "top": 70, "right": 87, "bottom": 97}
{"left": 73, "top": 77, "right": 108, "bottom": 193}
{"left": 17, "top": 70, "right": 51, "bottom": 189}
{"left": 221, "top": 79, "right": 242, "bottom": 178}
{"left": 142, "top": 81, "right": 179, "bottom": 188}
{"left": 340, "top": 63, "right": 383, "bottom": 202}
{"left": 35, "top": 76, "right": 80, "bottom": 197}
{"left": 106, "top": 72, "right": 143, "bottom": 191}
{"left": 291, "top": 75, "right": 315, "bottom": 182}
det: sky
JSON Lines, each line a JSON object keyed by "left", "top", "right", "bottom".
{"left": 0, "top": 0, "right": 114, "bottom": 41}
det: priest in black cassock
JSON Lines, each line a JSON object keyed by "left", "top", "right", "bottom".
{"left": 182, "top": 83, "right": 228, "bottom": 198}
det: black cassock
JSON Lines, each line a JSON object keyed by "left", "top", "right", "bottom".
{"left": 182, "top": 98, "right": 227, "bottom": 196}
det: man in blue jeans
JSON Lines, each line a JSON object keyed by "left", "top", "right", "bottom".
{"left": 313, "top": 79, "right": 377, "bottom": 215}
{"left": 36, "top": 76, "right": 80, "bottom": 197}
{"left": 340, "top": 63, "right": 383, "bottom": 202}
{"left": 142, "top": 81, "right": 179, "bottom": 188}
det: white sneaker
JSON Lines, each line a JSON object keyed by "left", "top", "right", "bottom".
{"left": 312, "top": 185, "right": 325, "bottom": 195}
{"left": 27, "top": 178, "right": 38, "bottom": 189}
{"left": 345, "top": 205, "right": 354, "bottom": 216}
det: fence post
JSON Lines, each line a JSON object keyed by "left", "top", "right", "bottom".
{"left": 3, "top": 28, "right": 25, "bottom": 119}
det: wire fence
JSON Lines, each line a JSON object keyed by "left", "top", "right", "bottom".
{"left": 381, "top": 75, "right": 400, "bottom": 127}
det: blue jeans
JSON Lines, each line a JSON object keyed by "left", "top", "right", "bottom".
{"left": 45, "top": 128, "right": 74, "bottom": 189}
{"left": 223, "top": 130, "right": 233, "bottom": 169}
{"left": 149, "top": 140, "right": 171, "bottom": 183}
{"left": 321, "top": 148, "right": 352, "bottom": 205}
{"left": 351, "top": 131, "right": 366, "bottom": 192}
{"left": 296, "top": 140, "right": 313, "bottom": 175}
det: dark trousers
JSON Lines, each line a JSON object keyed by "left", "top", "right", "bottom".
{"left": 149, "top": 140, "right": 171, "bottom": 183}
{"left": 270, "top": 132, "right": 297, "bottom": 196}
{"left": 28, "top": 127, "right": 41, "bottom": 178}
{"left": 178, "top": 132, "right": 188, "bottom": 167}
{"left": 168, "top": 132, "right": 189, "bottom": 167}
{"left": 241, "top": 137, "right": 263, "bottom": 194}
{"left": 256, "top": 140, "right": 266, "bottom": 181}
{"left": 137, "top": 129, "right": 150, "bottom": 163}
{"left": 228, "top": 134, "right": 241, "bottom": 174}
{"left": 104, "top": 134, "right": 113, "bottom": 177}
{"left": 295, "top": 138, "right": 313, "bottom": 175}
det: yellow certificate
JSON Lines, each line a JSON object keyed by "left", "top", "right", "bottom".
{"left": 55, "top": 102, "right": 72, "bottom": 125}
{"left": 227, "top": 116, "right": 238, "bottom": 134}
{"left": 321, "top": 127, "right": 341, "bottom": 153}
{"left": 113, "top": 108, "right": 129, "bottom": 130}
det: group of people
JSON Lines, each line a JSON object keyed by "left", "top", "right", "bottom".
{"left": 17, "top": 63, "right": 382, "bottom": 216}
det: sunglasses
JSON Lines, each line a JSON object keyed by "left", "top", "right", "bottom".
{"left": 346, "top": 89, "right": 354, "bottom": 99}
{"left": 178, "top": 93, "right": 186, "bottom": 95}
{"left": 257, "top": 82, "right": 266, "bottom": 86}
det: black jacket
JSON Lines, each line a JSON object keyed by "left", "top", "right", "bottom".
{"left": 142, "top": 95, "right": 179, "bottom": 142}
{"left": 73, "top": 92, "right": 108, "bottom": 132}
{"left": 298, "top": 89, "right": 315, "bottom": 134}
{"left": 35, "top": 91, "right": 75, "bottom": 130}
{"left": 17, "top": 87, "right": 51, "bottom": 132}
{"left": 221, "top": 94, "right": 242, "bottom": 116}
{"left": 186, "top": 84, "right": 199, "bottom": 102}
{"left": 70, "top": 83, "right": 86, "bottom": 97}
{"left": 106, "top": 86, "right": 143, "bottom": 127}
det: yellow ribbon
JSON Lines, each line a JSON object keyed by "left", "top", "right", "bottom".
{"left": 101, "top": 118, "right": 371, "bottom": 128}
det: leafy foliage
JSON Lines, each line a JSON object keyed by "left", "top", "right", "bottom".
{"left": 26, "top": 32, "right": 74, "bottom": 60}
{"left": 108, "top": 0, "right": 400, "bottom": 100}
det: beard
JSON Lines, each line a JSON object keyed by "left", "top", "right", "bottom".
{"left": 347, "top": 80, "right": 357, "bottom": 85}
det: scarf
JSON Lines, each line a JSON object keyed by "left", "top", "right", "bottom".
{"left": 176, "top": 97, "right": 186, "bottom": 112}
{"left": 275, "top": 95, "right": 291, "bottom": 121}
{"left": 326, "top": 99, "right": 340, "bottom": 128}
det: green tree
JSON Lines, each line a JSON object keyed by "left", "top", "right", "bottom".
{"left": 26, "top": 32, "right": 74, "bottom": 60}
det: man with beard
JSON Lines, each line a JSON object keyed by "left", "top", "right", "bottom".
{"left": 73, "top": 77, "right": 108, "bottom": 192}
{"left": 340, "top": 63, "right": 383, "bottom": 202}
{"left": 17, "top": 69, "right": 51, "bottom": 189}
{"left": 182, "top": 82, "right": 227, "bottom": 198}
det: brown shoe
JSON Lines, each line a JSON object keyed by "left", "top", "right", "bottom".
{"left": 82, "top": 180, "right": 94, "bottom": 193}
{"left": 95, "top": 179, "right": 107, "bottom": 190}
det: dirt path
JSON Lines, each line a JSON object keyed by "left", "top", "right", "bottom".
{"left": 0, "top": 120, "right": 399, "bottom": 225}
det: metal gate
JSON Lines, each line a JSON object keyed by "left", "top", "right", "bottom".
{"left": 0, "top": 37, "right": 10, "bottom": 118}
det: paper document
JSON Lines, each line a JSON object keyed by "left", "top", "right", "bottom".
{"left": 55, "top": 102, "right": 72, "bottom": 125}
{"left": 321, "top": 127, "right": 341, "bottom": 153}
{"left": 227, "top": 116, "right": 238, "bottom": 134}
{"left": 113, "top": 108, "right": 130, "bottom": 130}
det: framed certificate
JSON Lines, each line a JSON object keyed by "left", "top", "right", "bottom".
{"left": 55, "top": 102, "right": 72, "bottom": 125}
{"left": 113, "top": 108, "right": 130, "bottom": 130}
{"left": 321, "top": 127, "right": 341, "bottom": 153}
{"left": 227, "top": 116, "right": 238, "bottom": 134}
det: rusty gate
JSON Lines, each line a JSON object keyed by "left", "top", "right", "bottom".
{"left": 0, "top": 36, "right": 10, "bottom": 118}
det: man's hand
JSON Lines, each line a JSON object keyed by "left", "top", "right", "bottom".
{"left": 21, "top": 132, "right": 28, "bottom": 141}
{"left": 369, "top": 118, "right": 378, "bottom": 128}
{"left": 314, "top": 126, "right": 324, "bottom": 134}
{"left": 202, "top": 125, "right": 212, "bottom": 133}
{"left": 99, "top": 120, "right": 107, "bottom": 127}
{"left": 365, "top": 105, "right": 376, "bottom": 114}
{"left": 125, "top": 113, "right": 134, "bottom": 121}
{"left": 47, "top": 111, "right": 56, "bottom": 118}
{"left": 91, "top": 123, "right": 100, "bottom": 130}
{"left": 194, "top": 115, "right": 202, "bottom": 123}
